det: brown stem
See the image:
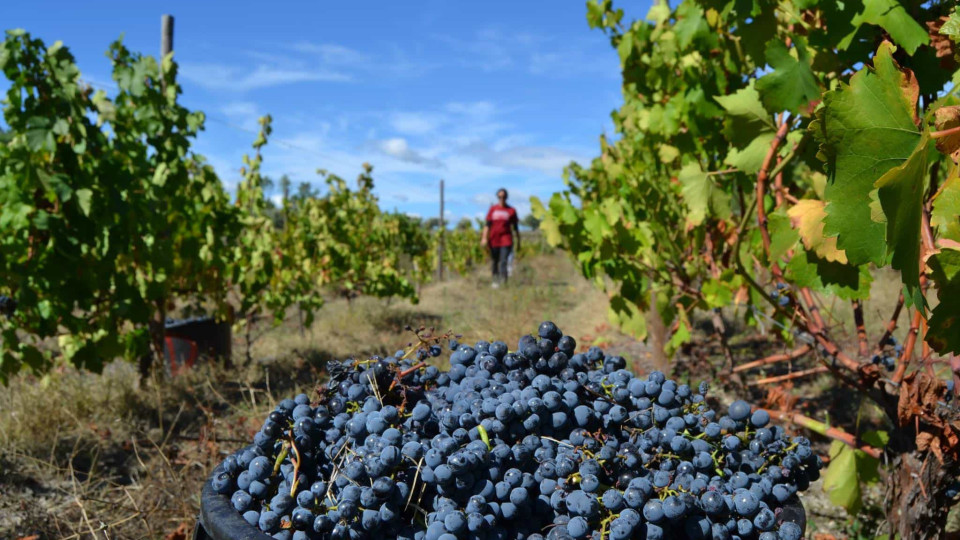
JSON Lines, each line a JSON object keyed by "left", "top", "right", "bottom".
{"left": 756, "top": 121, "right": 792, "bottom": 280}
{"left": 853, "top": 300, "right": 869, "bottom": 358}
{"left": 930, "top": 124, "right": 960, "bottom": 139}
{"left": 877, "top": 293, "right": 905, "bottom": 351}
{"left": 798, "top": 288, "right": 828, "bottom": 335}
{"left": 733, "top": 344, "right": 812, "bottom": 373}
{"left": 773, "top": 156, "right": 785, "bottom": 208}
{"left": 748, "top": 365, "right": 828, "bottom": 385}
{"left": 892, "top": 308, "right": 923, "bottom": 384}
{"left": 763, "top": 409, "right": 882, "bottom": 459}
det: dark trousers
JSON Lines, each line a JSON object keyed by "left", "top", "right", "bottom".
{"left": 490, "top": 245, "right": 512, "bottom": 282}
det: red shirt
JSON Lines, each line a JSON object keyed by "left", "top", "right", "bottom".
{"left": 486, "top": 204, "right": 518, "bottom": 248}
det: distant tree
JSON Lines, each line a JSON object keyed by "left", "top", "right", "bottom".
{"left": 455, "top": 218, "right": 474, "bottom": 231}
{"left": 295, "top": 181, "right": 319, "bottom": 202}
{"left": 521, "top": 214, "right": 540, "bottom": 230}
{"left": 424, "top": 217, "right": 441, "bottom": 230}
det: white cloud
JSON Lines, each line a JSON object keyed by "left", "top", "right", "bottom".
{"left": 289, "top": 42, "right": 369, "bottom": 65}
{"left": 390, "top": 112, "right": 442, "bottom": 135}
{"left": 180, "top": 63, "right": 351, "bottom": 91}
{"left": 220, "top": 101, "right": 261, "bottom": 131}
{"left": 374, "top": 138, "right": 445, "bottom": 168}
{"left": 461, "top": 142, "right": 582, "bottom": 175}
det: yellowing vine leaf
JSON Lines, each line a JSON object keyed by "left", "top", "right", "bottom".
{"left": 788, "top": 199, "right": 848, "bottom": 264}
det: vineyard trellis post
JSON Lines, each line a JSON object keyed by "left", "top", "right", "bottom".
{"left": 161, "top": 14, "right": 173, "bottom": 64}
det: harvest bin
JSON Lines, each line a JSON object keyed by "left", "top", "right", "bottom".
{"left": 192, "top": 465, "right": 807, "bottom": 540}
{"left": 164, "top": 316, "right": 232, "bottom": 376}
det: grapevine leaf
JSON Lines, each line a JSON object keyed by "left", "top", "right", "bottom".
{"left": 855, "top": 432, "right": 887, "bottom": 485}
{"left": 531, "top": 197, "right": 563, "bottom": 246}
{"left": 768, "top": 210, "right": 799, "bottom": 261}
{"left": 926, "top": 246, "right": 960, "bottom": 353}
{"left": 666, "top": 308, "right": 691, "bottom": 354}
{"left": 787, "top": 199, "right": 848, "bottom": 263}
{"left": 931, "top": 170, "right": 960, "bottom": 242}
{"left": 714, "top": 80, "right": 778, "bottom": 173}
{"left": 673, "top": 2, "right": 708, "bottom": 49}
{"left": 875, "top": 134, "right": 930, "bottom": 308}
{"left": 823, "top": 440, "right": 863, "bottom": 514}
{"left": 815, "top": 41, "right": 922, "bottom": 267}
{"left": 725, "top": 133, "right": 776, "bottom": 175}
{"left": 785, "top": 247, "right": 873, "bottom": 300}
{"left": 755, "top": 37, "right": 821, "bottom": 114}
{"left": 25, "top": 116, "right": 55, "bottom": 152}
{"left": 608, "top": 294, "right": 647, "bottom": 340}
{"left": 714, "top": 81, "right": 776, "bottom": 141}
{"left": 942, "top": 10, "right": 960, "bottom": 42}
{"left": 75, "top": 188, "right": 93, "bottom": 217}
{"left": 839, "top": 0, "right": 929, "bottom": 55}
{"left": 679, "top": 164, "right": 731, "bottom": 226}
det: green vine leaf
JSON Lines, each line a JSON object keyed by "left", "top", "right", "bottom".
{"left": 875, "top": 133, "right": 930, "bottom": 308}
{"left": 839, "top": 0, "right": 930, "bottom": 55}
{"left": 755, "top": 37, "right": 821, "bottom": 114}
{"left": 814, "top": 41, "right": 922, "bottom": 268}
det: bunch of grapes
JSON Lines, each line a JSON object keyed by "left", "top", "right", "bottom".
{"left": 871, "top": 336, "right": 903, "bottom": 372}
{"left": 768, "top": 283, "right": 789, "bottom": 307}
{"left": 208, "top": 321, "right": 817, "bottom": 540}
{"left": 0, "top": 295, "right": 16, "bottom": 317}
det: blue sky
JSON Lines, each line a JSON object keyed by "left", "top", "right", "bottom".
{"left": 4, "top": 1, "right": 650, "bottom": 222}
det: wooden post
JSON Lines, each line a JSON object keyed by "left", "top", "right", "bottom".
{"left": 437, "top": 179, "right": 445, "bottom": 281}
{"left": 161, "top": 15, "right": 174, "bottom": 59}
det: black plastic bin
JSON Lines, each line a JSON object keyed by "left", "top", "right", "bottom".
{"left": 193, "top": 466, "right": 807, "bottom": 540}
{"left": 164, "top": 316, "right": 232, "bottom": 376}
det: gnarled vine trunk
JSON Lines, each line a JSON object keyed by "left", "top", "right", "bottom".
{"left": 886, "top": 444, "right": 956, "bottom": 539}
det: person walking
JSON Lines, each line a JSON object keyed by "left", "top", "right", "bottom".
{"left": 480, "top": 188, "right": 520, "bottom": 288}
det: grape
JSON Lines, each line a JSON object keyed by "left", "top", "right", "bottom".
{"left": 729, "top": 400, "right": 751, "bottom": 421}
{"left": 778, "top": 521, "right": 803, "bottom": 540}
{"left": 643, "top": 499, "right": 665, "bottom": 523}
{"left": 205, "top": 320, "right": 818, "bottom": 540}
{"left": 566, "top": 516, "right": 589, "bottom": 539}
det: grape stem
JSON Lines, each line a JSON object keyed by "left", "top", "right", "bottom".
{"left": 732, "top": 344, "right": 812, "bottom": 373}
{"left": 748, "top": 366, "right": 829, "bottom": 386}
{"left": 761, "top": 408, "right": 881, "bottom": 459}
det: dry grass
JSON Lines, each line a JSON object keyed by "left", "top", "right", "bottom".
{"left": 0, "top": 252, "right": 619, "bottom": 539}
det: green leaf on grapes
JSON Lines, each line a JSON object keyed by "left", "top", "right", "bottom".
{"left": 768, "top": 210, "right": 799, "bottom": 261}
{"left": 932, "top": 171, "right": 960, "bottom": 242}
{"left": 926, "top": 246, "right": 960, "bottom": 354}
{"left": 531, "top": 197, "right": 563, "bottom": 246}
{"left": 785, "top": 247, "right": 872, "bottom": 300}
{"left": 666, "top": 308, "right": 691, "bottom": 354}
{"left": 856, "top": 430, "right": 889, "bottom": 485}
{"left": 755, "top": 37, "right": 821, "bottom": 114}
{"left": 942, "top": 10, "right": 960, "bottom": 42}
{"left": 839, "top": 0, "right": 929, "bottom": 55}
{"left": 715, "top": 81, "right": 777, "bottom": 174}
{"left": 609, "top": 294, "right": 647, "bottom": 340}
{"left": 814, "top": 41, "right": 922, "bottom": 267}
{"left": 25, "top": 116, "right": 55, "bottom": 152}
{"left": 75, "top": 188, "right": 92, "bottom": 217}
{"left": 680, "top": 164, "right": 731, "bottom": 226}
{"left": 875, "top": 133, "right": 930, "bottom": 308}
{"left": 823, "top": 440, "right": 863, "bottom": 514}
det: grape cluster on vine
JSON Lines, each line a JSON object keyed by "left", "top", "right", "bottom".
{"left": 870, "top": 336, "right": 903, "bottom": 373}
{"left": 209, "top": 321, "right": 817, "bottom": 539}
{"left": 0, "top": 295, "right": 16, "bottom": 317}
